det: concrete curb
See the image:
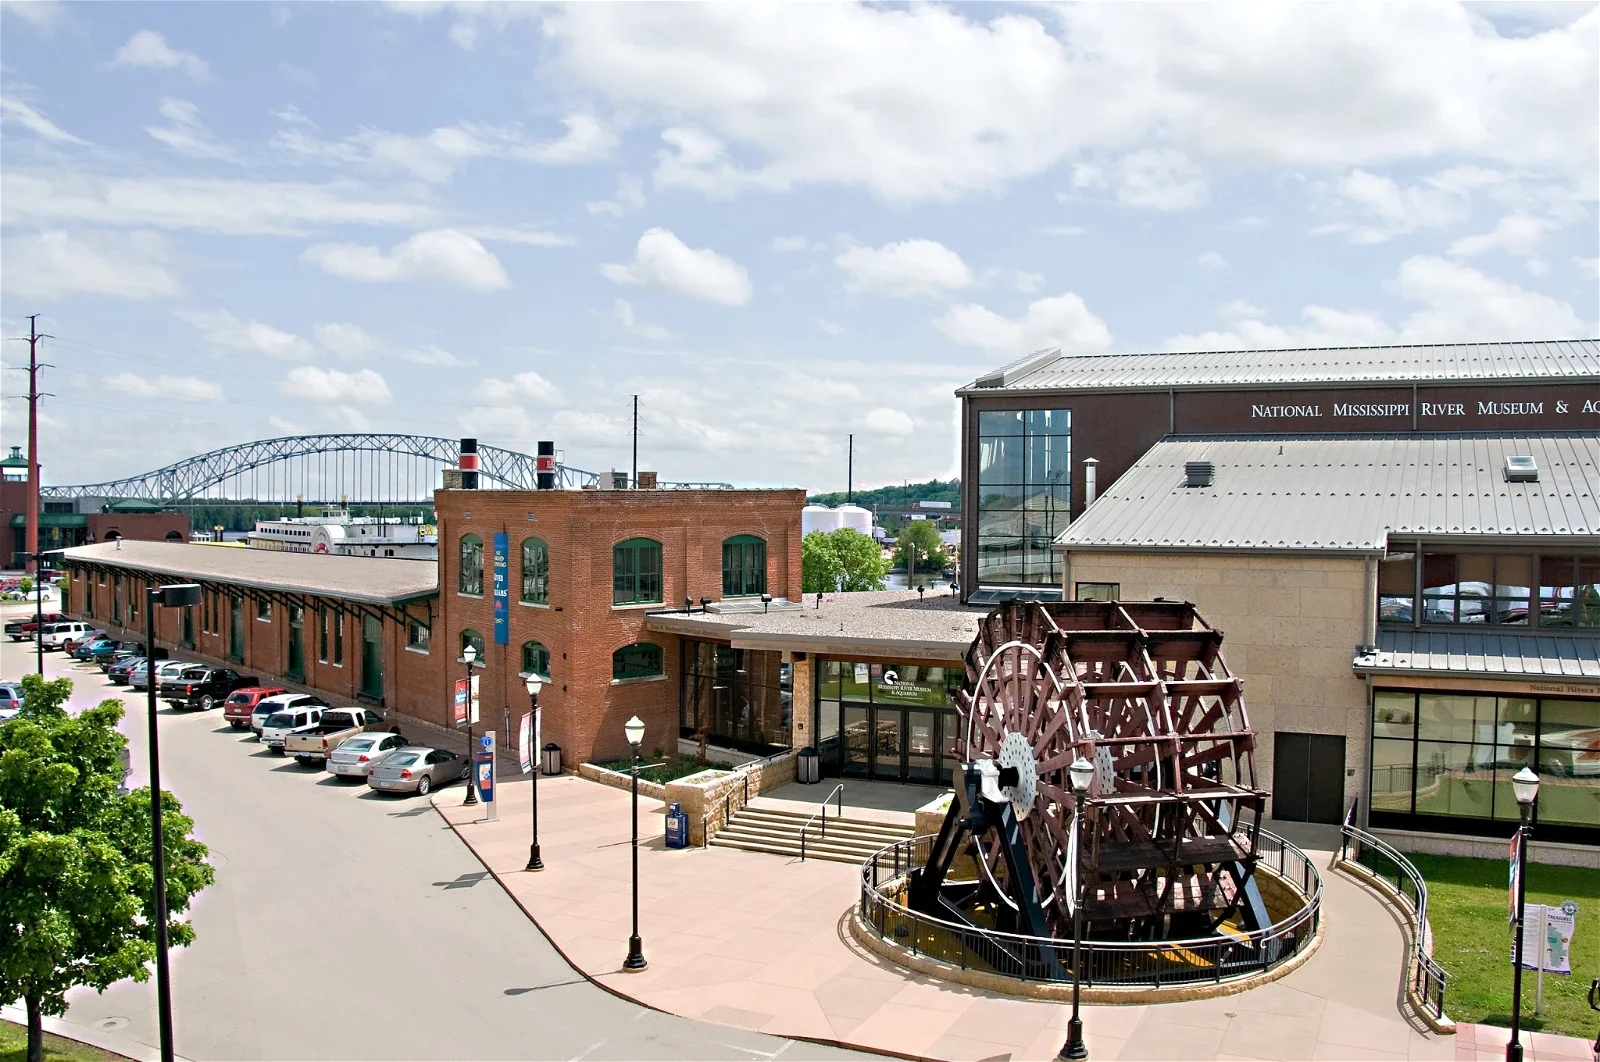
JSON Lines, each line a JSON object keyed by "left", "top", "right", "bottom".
{"left": 0, "top": 1005, "right": 191, "bottom": 1062}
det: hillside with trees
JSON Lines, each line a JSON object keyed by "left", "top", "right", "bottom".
{"left": 807, "top": 478, "right": 959, "bottom": 510}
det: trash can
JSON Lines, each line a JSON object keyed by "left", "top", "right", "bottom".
{"left": 541, "top": 742, "right": 561, "bottom": 776}
{"left": 665, "top": 802, "right": 689, "bottom": 849}
{"left": 797, "top": 746, "right": 820, "bottom": 784}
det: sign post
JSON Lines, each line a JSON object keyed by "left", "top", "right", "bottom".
{"left": 1512, "top": 901, "right": 1578, "bottom": 1017}
{"left": 475, "top": 732, "right": 496, "bottom": 822}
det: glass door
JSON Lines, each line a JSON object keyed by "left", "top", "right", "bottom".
{"left": 906, "top": 709, "right": 936, "bottom": 783}
{"left": 843, "top": 705, "right": 870, "bottom": 777}
{"left": 873, "top": 708, "right": 903, "bottom": 781}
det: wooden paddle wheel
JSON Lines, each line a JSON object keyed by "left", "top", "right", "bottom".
{"left": 908, "top": 600, "right": 1269, "bottom": 947}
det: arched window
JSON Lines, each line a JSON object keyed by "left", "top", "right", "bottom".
{"left": 612, "top": 537, "right": 662, "bottom": 605}
{"left": 722, "top": 534, "right": 767, "bottom": 597}
{"left": 612, "top": 642, "right": 664, "bottom": 680}
{"left": 521, "top": 640, "right": 550, "bottom": 677}
{"left": 521, "top": 537, "right": 548, "bottom": 605}
{"left": 459, "top": 533, "right": 483, "bottom": 595}
{"left": 164, "top": 529, "right": 183, "bottom": 541}
{"left": 460, "top": 629, "right": 485, "bottom": 659}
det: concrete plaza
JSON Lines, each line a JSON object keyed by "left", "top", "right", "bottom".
{"left": 435, "top": 771, "right": 1598, "bottom": 1062}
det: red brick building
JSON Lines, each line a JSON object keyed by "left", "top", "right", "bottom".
{"left": 4, "top": 447, "right": 189, "bottom": 569}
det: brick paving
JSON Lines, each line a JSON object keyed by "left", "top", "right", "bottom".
{"left": 435, "top": 774, "right": 1597, "bottom": 1062}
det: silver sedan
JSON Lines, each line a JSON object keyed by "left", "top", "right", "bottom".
{"left": 366, "top": 747, "right": 469, "bottom": 797}
{"left": 328, "top": 733, "right": 409, "bottom": 780}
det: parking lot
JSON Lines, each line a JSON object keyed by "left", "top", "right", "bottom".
{"left": 1, "top": 613, "right": 869, "bottom": 1061}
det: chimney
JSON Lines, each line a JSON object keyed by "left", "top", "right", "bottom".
{"left": 536, "top": 441, "right": 556, "bottom": 490}
{"left": 1185, "top": 461, "right": 1215, "bottom": 488}
{"left": 459, "top": 438, "right": 479, "bottom": 490}
{"left": 637, "top": 471, "right": 658, "bottom": 490}
{"left": 1083, "top": 458, "right": 1099, "bottom": 506}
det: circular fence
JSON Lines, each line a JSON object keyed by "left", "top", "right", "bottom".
{"left": 858, "top": 830, "right": 1322, "bottom": 991}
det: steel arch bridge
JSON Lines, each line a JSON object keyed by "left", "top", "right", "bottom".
{"left": 38, "top": 434, "right": 607, "bottom": 503}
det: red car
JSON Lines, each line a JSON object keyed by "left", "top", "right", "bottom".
{"left": 223, "top": 686, "right": 288, "bottom": 730}
{"left": 63, "top": 629, "right": 108, "bottom": 655}
{"left": 5, "top": 611, "right": 63, "bottom": 640}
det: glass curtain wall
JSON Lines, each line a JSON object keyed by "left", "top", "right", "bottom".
{"left": 975, "top": 408, "right": 1070, "bottom": 588}
{"left": 1379, "top": 549, "right": 1599, "bottom": 627}
{"left": 816, "top": 658, "right": 964, "bottom": 784}
{"left": 679, "top": 641, "right": 791, "bottom": 754}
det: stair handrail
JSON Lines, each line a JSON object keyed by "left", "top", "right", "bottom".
{"left": 798, "top": 783, "right": 844, "bottom": 862}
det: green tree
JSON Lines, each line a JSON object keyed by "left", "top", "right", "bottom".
{"left": 0, "top": 674, "right": 213, "bottom": 1062}
{"left": 892, "top": 520, "right": 950, "bottom": 578}
{"left": 801, "top": 528, "right": 890, "bottom": 593}
{"left": 17, "top": 577, "right": 31, "bottom": 596}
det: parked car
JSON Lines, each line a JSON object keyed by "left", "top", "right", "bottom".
{"left": 327, "top": 732, "right": 410, "bottom": 779}
{"left": 283, "top": 707, "right": 389, "bottom": 766}
{"left": 161, "top": 667, "right": 261, "bottom": 711}
{"left": 223, "top": 687, "right": 288, "bottom": 730}
{"left": 5, "top": 611, "right": 62, "bottom": 640}
{"left": 260, "top": 705, "right": 324, "bottom": 754}
{"left": 367, "top": 747, "right": 468, "bottom": 796}
{"left": 131, "top": 659, "right": 192, "bottom": 692}
{"left": 71, "top": 634, "right": 115, "bottom": 660}
{"left": 91, "top": 640, "right": 141, "bottom": 666}
{"left": 40, "top": 622, "right": 95, "bottom": 651}
{"left": 63, "top": 629, "right": 108, "bottom": 655}
{"left": 107, "top": 656, "right": 146, "bottom": 684}
{"left": 250, "top": 693, "right": 326, "bottom": 738}
{"left": 0, "top": 682, "right": 23, "bottom": 722}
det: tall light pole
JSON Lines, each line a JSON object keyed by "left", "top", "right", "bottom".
{"left": 524, "top": 672, "right": 545, "bottom": 871}
{"left": 622, "top": 714, "right": 647, "bottom": 972}
{"left": 462, "top": 643, "right": 480, "bottom": 806}
{"left": 1058, "top": 754, "right": 1095, "bottom": 1062}
{"left": 29, "top": 551, "right": 47, "bottom": 676}
{"left": 1506, "top": 766, "right": 1541, "bottom": 1062}
{"left": 144, "top": 581, "right": 200, "bottom": 1062}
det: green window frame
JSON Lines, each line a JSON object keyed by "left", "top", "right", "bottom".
{"left": 521, "top": 537, "right": 549, "bottom": 605}
{"left": 333, "top": 609, "right": 343, "bottom": 665}
{"left": 722, "top": 535, "right": 767, "bottom": 597}
{"left": 612, "top": 642, "right": 664, "bottom": 681}
{"left": 408, "top": 620, "right": 430, "bottom": 652}
{"left": 318, "top": 606, "right": 329, "bottom": 661}
{"left": 521, "top": 640, "right": 550, "bottom": 678}
{"left": 461, "top": 628, "right": 485, "bottom": 660}
{"left": 359, "top": 614, "right": 382, "bottom": 699}
{"left": 612, "top": 538, "right": 662, "bottom": 606}
{"left": 286, "top": 604, "right": 305, "bottom": 680}
{"left": 459, "top": 533, "right": 484, "bottom": 596}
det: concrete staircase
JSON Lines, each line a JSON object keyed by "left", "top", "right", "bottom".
{"left": 712, "top": 805, "right": 913, "bottom": 864}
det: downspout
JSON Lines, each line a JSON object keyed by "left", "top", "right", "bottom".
{"left": 1360, "top": 551, "right": 1377, "bottom": 831}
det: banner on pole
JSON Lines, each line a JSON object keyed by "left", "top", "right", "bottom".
{"left": 518, "top": 712, "right": 533, "bottom": 774}
{"left": 453, "top": 678, "right": 469, "bottom": 728}
{"left": 1508, "top": 834, "right": 1520, "bottom": 925}
{"left": 492, "top": 532, "right": 509, "bottom": 646}
{"left": 470, "top": 673, "right": 480, "bottom": 725}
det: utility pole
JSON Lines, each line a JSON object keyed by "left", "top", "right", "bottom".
{"left": 847, "top": 434, "right": 853, "bottom": 505}
{"left": 631, "top": 395, "right": 639, "bottom": 489}
{"left": 22, "top": 316, "right": 51, "bottom": 575}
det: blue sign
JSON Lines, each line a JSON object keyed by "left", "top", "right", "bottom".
{"left": 492, "top": 531, "right": 509, "bottom": 645}
{"left": 474, "top": 739, "right": 495, "bottom": 803}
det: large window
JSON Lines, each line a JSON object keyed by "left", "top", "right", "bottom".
{"left": 680, "top": 641, "right": 790, "bottom": 754}
{"left": 408, "top": 620, "right": 430, "bottom": 652}
{"left": 521, "top": 537, "right": 549, "bottom": 605}
{"left": 1379, "top": 549, "right": 1599, "bottom": 628}
{"left": 975, "top": 408, "right": 1070, "bottom": 588}
{"left": 1369, "top": 690, "right": 1598, "bottom": 843}
{"left": 459, "top": 533, "right": 483, "bottom": 596}
{"left": 613, "top": 538, "right": 662, "bottom": 606}
{"left": 612, "top": 642, "right": 664, "bottom": 680}
{"left": 521, "top": 640, "right": 550, "bottom": 677}
{"left": 722, "top": 535, "right": 767, "bottom": 597}
{"left": 816, "top": 658, "right": 964, "bottom": 785}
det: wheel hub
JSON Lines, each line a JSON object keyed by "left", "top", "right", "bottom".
{"left": 996, "top": 730, "right": 1037, "bottom": 820}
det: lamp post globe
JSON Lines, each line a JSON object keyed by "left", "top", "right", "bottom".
{"left": 524, "top": 672, "right": 545, "bottom": 871}
{"left": 1506, "top": 766, "right": 1540, "bottom": 1062}
{"left": 1058, "top": 755, "right": 1095, "bottom": 1062}
{"left": 462, "top": 643, "right": 479, "bottom": 806}
{"left": 623, "top": 715, "right": 647, "bottom": 972}
{"left": 1511, "top": 767, "right": 1540, "bottom": 807}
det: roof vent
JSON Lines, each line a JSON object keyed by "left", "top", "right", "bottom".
{"left": 1503, "top": 455, "right": 1538, "bottom": 483}
{"left": 1185, "top": 461, "right": 1215, "bottom": 488}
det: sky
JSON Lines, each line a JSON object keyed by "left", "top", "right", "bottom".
{"left": 1, "top": 0, "right": 1596, "bottom": 493}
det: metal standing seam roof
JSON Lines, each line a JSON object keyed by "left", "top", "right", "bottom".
{"left": 1355, "top": 629, "right": 1600, "bottom": 683}
{"left": 960, "top": 339, "right": 1600, "bottom": 394}
{"left": 1057, "top": 433, "right": 1600, "bottom": 552}
{"left": 61, "top": 540, "right": 438, "bottom": 605}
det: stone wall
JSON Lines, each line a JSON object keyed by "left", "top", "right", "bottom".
{"left": 665, "top": 748, "right": 799, "bottom": 845}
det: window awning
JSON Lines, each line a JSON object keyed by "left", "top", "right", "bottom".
{"left": 1354, "top": 629, "right": 1600, "bottom": 683}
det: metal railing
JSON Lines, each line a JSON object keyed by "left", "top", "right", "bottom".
{"left": 704, "top": 747, "right": 796, "bottom": 846}
{"left": 858, "top": 828, "right": 1321, "bottom": 988}
{"left": 1338, "top": 800, "right": 1450, "bottom": 1020}
{"left": 799, "top": 783, "right": 845, "bottom": 862}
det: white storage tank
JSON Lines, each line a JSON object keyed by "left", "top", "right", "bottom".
{"left": 802, "top": 504, "right": 842, "bottom": 536}
{"left": 837, "top": 504, "right": 873, "bottom": 536}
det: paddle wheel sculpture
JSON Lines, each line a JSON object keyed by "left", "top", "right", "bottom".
{"left": 909, "top": 600, "right": 1270, "bottom": 951}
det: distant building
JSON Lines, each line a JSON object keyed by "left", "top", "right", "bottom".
{"left": 248, "top": 508, "right": 437, "bottom": 560}
{"left": 2, "top": 446, "right": 188, "bottom": 567}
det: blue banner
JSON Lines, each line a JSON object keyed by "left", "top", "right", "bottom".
{"left": 492, "top": 531, "right": 509, "bottom": 645}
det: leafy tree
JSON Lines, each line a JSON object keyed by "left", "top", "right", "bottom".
{"left": 0, "top": 674, "right": 213, "bottom": 1062}
{"left": 801, "top": 529, "right": 890, "bottom": 593}
{"left": 17, "top": 577, "right": 31, "bottom": 596}
{"left": 806, "top": 478, "right": 959, "bottom": 510}
{"left": 892, "top": 520, "right": 950, "bottom": 577}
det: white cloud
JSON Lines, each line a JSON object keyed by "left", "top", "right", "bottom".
{"left": 281, "top": 366, "right": 391, "bottom": 406}
{"left": 1196, "top": 251, "right": 1227, "bottom": 269}
{"left": 401, "top": 345, "right": 465, "bottom": 366}
{"left": 180, "top": 309, "right": 314, "bottom": 360}
{"left": 1576, "top": 257, "right": 1600, "bottom": 280}
{"left": 1219, "top": 299, "right": 1266, "bottom": 320}
{"left": 772, "top": 235, "right": 810, "bottom": 252}
{"left": 103, "top": 372, "right": 223, "bottom": 403}
{"left": 613, "top": 299, "right": 673, "bottom": 341}
{"left": 835, "top": 239, "right": 973, "bottom": 298}
{"left": 302, "top": 229, "right": 511, "bottom": 292}
{"left": 2, "top": 1, "right": 66, "bottom": 27}
{"left": 1526, "top": 259, "right": 1551, "bottom": 277}
{"left": 1313, "top": 165, "right": 1529, "bottom": 244}
{"left": 586, "top": 175, "right": 646, "bottom": 218}
{"left": 1040, "top": 225, "right": 1084, "bottom": 237}
{"left": 0, "top": 96, "right": 87, "bottom": 144}
{"left": 1, "top": 230, "right": 181, "bottom": 301}
{"left": 112, "top": 30, "right": 210, "bottom": 80}
{"left": 1448, "top": 212, "right": 1557, "bottom": 257}
{"left": 145, "top": 98, "right": 238, "bottom": 161}
{"left": 457, "top": 225, "right": 571, "bottom": 247}
{"left": 601, "top": 227, "right": 752, "bottom": 306}
{"left": 816, "top": 317, "right": 844, "bottom": 336}
{"left": 518, "top": 113, "right": 616, "bottom": 164}
{"left": 314, "top": 322, "right": 382, "bottom": 359}
{"left": 475, "top": 370, "right": 566, "bottom": 407}
{"left": 449, "top": 20, "right": 477, "bottom": 49}
{"left": 934, "top": 292, "right": 1114, "bottom": 356}
{"left": 1116, "top": 148, "right": 1207, "bottom": 210}
{"left": 1013, "top": 271, "right": 1046, "bottom": 294}
{"left": 863, "top": 407, "right": 915, "bottom": 437}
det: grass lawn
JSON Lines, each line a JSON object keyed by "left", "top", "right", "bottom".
{"left": 1406, "top": 852, "right": 1599, "bottom": 1040}
{"left": 594, "top": 757, "right": 718, "bottom": 786}
{"left": 0, "top": 1019, "right": 126, "bottom": 1062}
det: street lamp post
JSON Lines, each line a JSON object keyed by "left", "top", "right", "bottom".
{"left": 461, "top": 643, "right": 480, "bottom": 806}
{"left": 622, "top": 714, "right": 648, "bottom": 972}
{"left": 1058, "top": 755, "right": 1095, "bottom": 1062}
{"left": 30, "top": 551, "right": 46, "bottom": 677}
{"left": 212, "top": 524, "right": 223, "bottom": 544}
{"left": 1506, "top": 766, "right": 1541, "bottom": 1062}
{"left": 524, "top": 673, "right": 544, "bottom": 871}
{"left": 144, "top": 581, "right": 201, "bottom": 1062}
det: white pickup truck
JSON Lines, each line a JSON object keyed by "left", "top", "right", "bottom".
{"left": 282, "top": 707, "right": 389, "bottom": 766}
{"left": 260, "top": 705, "right": 324, "bottom": 754}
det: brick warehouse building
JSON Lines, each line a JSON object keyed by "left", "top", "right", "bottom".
{"left": 58, "top": 483, "right": 803, "bottom": 767}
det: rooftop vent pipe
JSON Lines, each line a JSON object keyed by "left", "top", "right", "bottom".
{"left": 1084, "top": 458, "right": 1099, "bottom": 506}
{"left": 1185, "top": 461, "right": 1214, "bottom": 488}
{"left": 536, "top": 441, "right": 556, "bottom": 490}
{"left": 459, "top": 438, "right": 479, "bottom": 490}
{"left": 1503, "top": 455, "right": 1538, "bottom": 483}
